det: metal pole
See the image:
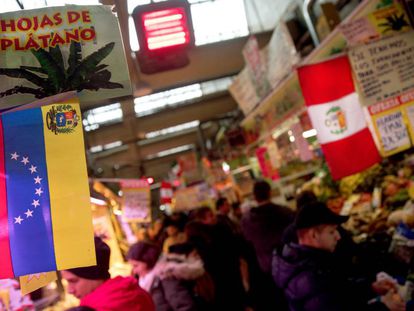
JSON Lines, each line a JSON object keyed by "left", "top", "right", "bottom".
{"left": 197, "top": 123, "right": 207, "bottom": 157}
{"left": 303, "top": 0, "right": 320, "bottom": 46}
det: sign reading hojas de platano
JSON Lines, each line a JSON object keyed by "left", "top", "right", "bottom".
{"left": 0, "top": 5, "right": 131, "bottom": 110}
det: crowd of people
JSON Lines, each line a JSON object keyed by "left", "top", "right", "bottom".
{"left": 62, "top": 180, "right": 407, "bottom": 311}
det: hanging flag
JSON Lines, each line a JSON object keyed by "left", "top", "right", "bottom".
{"left": 160, "top": 181, "right": 173, "bottom": 204}
{"left": 0, "top": 97, "right": 95, "bottom": 279}
{"left": 297, "top": 55, "right": 381, "bottom": 180}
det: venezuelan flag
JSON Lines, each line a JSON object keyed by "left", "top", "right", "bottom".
{"left": 0, "top": 98, "right": 95, "bottom": 278}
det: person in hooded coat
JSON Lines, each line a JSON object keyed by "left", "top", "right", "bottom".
{"left": 127, "top": 241, "right": 205, "bottom": 311}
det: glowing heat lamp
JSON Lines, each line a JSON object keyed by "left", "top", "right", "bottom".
{"left": 133, "top": 0, "right": 193, "bottom": 52}
{"left": 132, "top": 0, "right": 194, "bottom": 74}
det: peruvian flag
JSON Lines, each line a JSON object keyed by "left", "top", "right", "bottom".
{"left": 297, "top": 55, "right": 381, "bottom": 180}
{"left": 160, "top": 181, "right": 173, "bottom": 204}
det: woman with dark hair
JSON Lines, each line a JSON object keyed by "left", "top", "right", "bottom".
{"left": 127, "top": 242, "right": 204, "bottom": 311}
{"left": 162, "top": 214, "right": 187, "bottom": 254}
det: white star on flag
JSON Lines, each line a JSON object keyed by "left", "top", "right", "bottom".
{"left": 21, "top": 157, "right": 29, "bottom": 165}
{"left": 10, "top": 152, "right": 19, "bottom": 160}
{"left": 32, "top": 199, "right": 40, "bottom": 208}
{"left": 25, "top": 209, "right": 33, "bottom": 218}
{"left": 34, "top": 176, "right": 42, "bottom": 184}
{"left": 14, "top": 216, "right": 23, "bottom": 224}
{"left": 35, "top": 188, "right": 43, "bottom": 196}
{"left": 29, "top": 165, "right": 37, "bottom": 174}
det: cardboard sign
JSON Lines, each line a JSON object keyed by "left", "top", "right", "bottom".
{"left": 229, "top": 67, "right": 261, "bottom": 115}
{"left": 255, "top": 144, "right": 279, "bottom": 181}
{"left": 0, "top": 5, "right": 131, "bottom": 110}
{"left": 242, "top": 36, "right": 271, "bottom": 99}
{"left": 349, "top": 31, "right": 414, "bottom": 107}
{"left": 266, "top": 22, "right": 300, "bottom": 89}
{"left": 373, "top": 109, "right": 411, "bottom": 155}
{"left": 121, "top": 180, "right": 151, "bottom": 222}
{"left": 367, "top": 89, "right": 414, "bottom": 156}
{"left": 340, "top": 3, "right": 411, "bottom": 45}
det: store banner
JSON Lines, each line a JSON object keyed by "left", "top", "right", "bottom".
{"left": 173, "top": 182, "right": 213, "bottom": 211}
{"left": 367, "top": 89, "right": 414, "bottom": 156}
{"left": 177, "top": 152, "right": 201, "bottom": 185}
{"left": 265, "top": 22, "right": 300, "bottom": 89}
{"left": 349, "top": 30, "right": 414, "bottom": 107}
{"left": 290, "top": 122, "right": 314, "bottom": 162}
{"left": 229, "top": 67, "right": 261, "bottom": 115}
{"left": 121, "top": 179, "right": 151, "bottom": 222}
{"left": 0, "top": 5, "right": 131, "bottom": 110}
{"left": 339, "top": 2, "right": 411, "bottom": 45}
{"left": 0, "top": 96, "right": 95, "bottom": 279}
{"left": 242, "top": 36, "right": 271, "bottom": 100}
{"left": 255, "top": 143, "right": 279, "bottom": 181}
{"left": 298, "top": 55, "right": 381, "bottom": 180}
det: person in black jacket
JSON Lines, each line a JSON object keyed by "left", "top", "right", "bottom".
{"left": 241, "top": 180, "right": 295, "bottom": 310}
{"left": 272, "top": 201, "right": 405, "bottom": 311}
{"left": 241, "top": 180, "right": 295, "bottom": 274}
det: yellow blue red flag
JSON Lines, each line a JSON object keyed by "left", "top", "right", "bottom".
{"left": 0, "top": 97, "right": 95, "bottom": 278}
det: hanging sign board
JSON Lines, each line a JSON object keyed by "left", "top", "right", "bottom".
{"left": 173, "top": 183, "right": 213, "bottom": 211}
{"left": 367, "top": 89, "right": 414, "bottom": 156}
{"left": 349, "top": 30, "right": 414, "bottom": 107}
{"left": 0, "top": 5, "right": 131, "bottom": 110}
{"left": 340, "top": 2, "right": 411, "bottom": 46}
{"left": 242, "top": 36, "right": 271, "bottom": 100}
{"left": 255, "top": 143, "right": 279, "bottom": 181}
{"left": 121, "top": 179, "right": 151, "bottom": 222}
{"left": 265, "top": 22, "right": 300, "bottom": 89}
{"left": 229, "top": 67, "right": 261, "bottom": 115}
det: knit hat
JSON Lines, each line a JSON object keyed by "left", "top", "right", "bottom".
{"left": 67, "top": 237, "right": 111, "bottom": 280}
{"left": 127, "top": 242, "right": 160, "bottom": 269}
{"left": 295, "top": 201, "right": 349, "bottom": 229}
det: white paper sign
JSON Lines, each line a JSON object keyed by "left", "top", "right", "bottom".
{"left": 375, "top": 110, "right": 410, "bottom": 152}
{"left": 349, "top": 31, "right": 414, "bottom": 107}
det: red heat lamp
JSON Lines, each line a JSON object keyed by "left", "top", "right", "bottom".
{"left": 143, "top": 7, "right": 191, "bottom": 51}
{"left": 133, "top": 0, "right": 194, "bottom": 74}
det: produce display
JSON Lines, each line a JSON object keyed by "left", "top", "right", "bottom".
{"left": 300, "top": 155, "right": 414, "bottom": 241}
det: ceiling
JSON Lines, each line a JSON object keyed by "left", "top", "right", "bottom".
{"left": 2, "top": 0, "right": 288, "bottom": 182}
{"left": 84, "top": 0, "right": 277, "bottom": 182}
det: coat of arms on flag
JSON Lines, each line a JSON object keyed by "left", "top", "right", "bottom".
{"left": 297, "top": 55, "right": 381, "bottom": 180}
{"left": 0, "top": 96, "right": 95, "bottom": 279}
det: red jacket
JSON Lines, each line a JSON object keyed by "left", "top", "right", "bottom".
{"left": 80, "top": 276, "right": 155, "bottom": 311}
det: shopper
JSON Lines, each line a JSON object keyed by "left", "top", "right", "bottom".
{"left": 229, "top": 202, "right": 243, "bottom": 226}
{"left": 127, "top": 241, "right": 205, "bottom": 311}
{"left": 185, "top": 216, "right": 248, "bottom": 311}
{"left": 61, "top": 237, "right": 155, "bottom": 311}
{"left": 241, "top": 180, "right": 295, "bottom": 274}
{"left": 282, "top": 190, "right": 358, "bottom": 278}
{"left": 162, "top": 215, "right": 187, "bottom": 254}
{"left": 216, "top": 197, "right": 239, "bottom": 234}
{"left": 272, "top": 202, "right": 406, "bottom": 311}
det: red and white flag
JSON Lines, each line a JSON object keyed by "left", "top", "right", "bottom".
{"left": 160, "top": 181, "right": 173, "bottom": 204}
{"left": 297, "top": 55, "right": 381, "bottom": 180}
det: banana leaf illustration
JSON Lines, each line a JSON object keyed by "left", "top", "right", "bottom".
{"left": 0, "top": 41, "right": 123, "bottom": 99}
